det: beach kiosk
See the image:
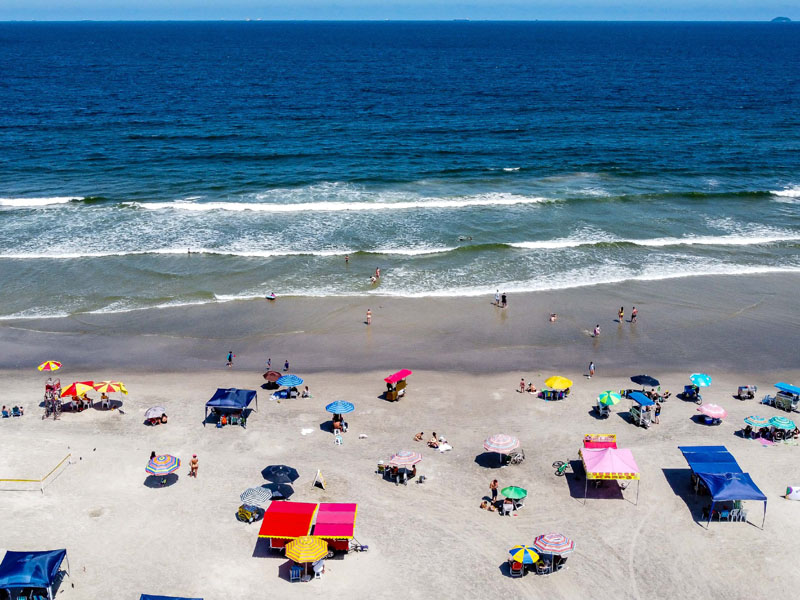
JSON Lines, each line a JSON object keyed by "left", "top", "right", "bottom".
{"left": 312, "top": 503, "right": 359, "bottom": 554}
{"left": 579, "top": 447, "right": 641, "bottom": 504}
{"left": 258, "top": 502, "right": 318, "bottom": 550}
{"left": 0, "top": 549, "right": 70, "bottom": 600}
{"left": 384, "top": 369, "right": 412, "bottom": 401}
{"left": 628, "top": 391, "right": 653, "bottom": 428}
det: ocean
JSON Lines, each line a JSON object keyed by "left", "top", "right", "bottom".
{"left": 1, "top": 21, "right": 798, "bottom": 319}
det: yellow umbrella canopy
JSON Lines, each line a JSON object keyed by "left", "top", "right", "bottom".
{"left": 285, "top": 536, "right": 328, "bottom": 563}
{"left": 37, "top": 361, "right": 62, "bottom": 372}
{"left": 545, "top": 375, "right": 573, "bottom": 390}
{"left": 93, "top": 381, "right": 128, "bottom": 394}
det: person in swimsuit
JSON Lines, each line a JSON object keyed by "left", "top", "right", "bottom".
{"left": 593, "top": 324, "right": 601, "bottom": 337}
{"left": 490, "top": 479, "right": 499, "bottom": 503}
{"left": 519, "top": 378, "right": 525, "bottom": 393}
{"left": 190, "top": 454, "right": 199, "bottom": 477}
{"left": 414, "top": 431, "right": 424, "bottom": 441}
{"left": 366, "top": 309, "right": 372, "bottom": 325}
{"left": 631, "top": 306, "right": 638, "bottom": 323}
{"left": 618, "top": 307, "right": 624, "bottom": 322}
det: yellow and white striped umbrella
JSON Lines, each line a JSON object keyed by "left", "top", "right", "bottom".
{"left": 285, "top": 536, "right": 328, "bottom": 563}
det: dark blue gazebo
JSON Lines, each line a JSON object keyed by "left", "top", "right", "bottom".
{"left": 0, "top": 549, "right": 69, "bottom": 600}
{"left": 204, "top": 388, "right": 257, "bottom": 422}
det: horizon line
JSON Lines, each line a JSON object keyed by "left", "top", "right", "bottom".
{"left": 0, "top": 18, "right": 795, "bottom": 23}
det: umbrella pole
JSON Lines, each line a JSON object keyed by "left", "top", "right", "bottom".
{"left": 584, "top": 477, "right": 588, "bottom": 505}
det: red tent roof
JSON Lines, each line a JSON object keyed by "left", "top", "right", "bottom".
{"left": 312, "top": 503, "right": 358, "bottom": 540}
{"left": 258, "top": 502, "right": 318, "bottom": 539}
{"left": 384, "top": 369, "right": 412, "bottom": 384}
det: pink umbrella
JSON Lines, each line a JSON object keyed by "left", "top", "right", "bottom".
{"left": 388, "top": 450, "right": 422, "bottom": 467}
{"left": 483, "top": 434, "right": 520, "bottom": 454}
{"left": 698, "top": 403, "right": 727, "bottom": 419}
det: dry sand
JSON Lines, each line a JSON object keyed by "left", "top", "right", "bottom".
{"left": 1, "top": 273, "right": 799, "bottom": 599}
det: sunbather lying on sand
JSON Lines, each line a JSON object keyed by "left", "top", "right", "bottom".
{"left": 428, "top": 432, "right": 439, "bottom": 448}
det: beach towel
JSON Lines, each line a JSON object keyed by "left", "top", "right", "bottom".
{"left": 438, "top": 443, "right": 453, "bottom": 452}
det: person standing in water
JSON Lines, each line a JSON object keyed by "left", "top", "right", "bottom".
{"left": 631, "top": 306, "right": 638, "bottom": 323}
{"left": 618, "top": 306, "right": 624, "bottom": 323}
{"left": 366, "top": 308, "right": 372, "bottom": 325}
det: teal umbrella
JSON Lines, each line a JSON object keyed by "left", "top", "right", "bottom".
{"left": 744, "top": 416, "right": 769, "bottom": 428}
{"left": 769, "top": 416, "right": 796, "bottom": 431}
{"left": 501, "top": 486, "right": 528, "bottom": 500}
{"left": 690, "top": 373, "right": 712, "bottom": 387}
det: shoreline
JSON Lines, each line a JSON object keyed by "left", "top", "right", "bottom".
{"left": 2, "top": 272, "right": 798, "bottom": 374}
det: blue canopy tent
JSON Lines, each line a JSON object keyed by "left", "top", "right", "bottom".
{"left": 0, "top": 550, "right": 69, "bottom": 600}
{"left": 678, "top": 446, "right": 766, "bottom": 528}
{"left": 204, "top": 388, "right": 257, "bottom": 423}
{"left": 629, "top": 391, "right": 654, "bottom": 406}
{"left": 697, "top": 472, "right": 767, "bottom": 528}
{"left": 140, "top": 595, "right": 203, "bottom": 600}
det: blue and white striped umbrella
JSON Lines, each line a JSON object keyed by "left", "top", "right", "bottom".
{"left": 325, "top": 401, "right": 354, "bottom": 414}
{"left": 277, "top": 374, "right": 303, "bottom": 387}
{"left": 240, "top": 486, "right": 272, "bottom": 506}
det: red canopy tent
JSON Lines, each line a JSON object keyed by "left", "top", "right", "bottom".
{"left": 384, "top": 369, "right": 412, "bottom": 384}
{"left": 258, "top": 502, "right": 318, "bottom": 549}
{"left": 312, "top": 503, "right": 358, "bottom": 552}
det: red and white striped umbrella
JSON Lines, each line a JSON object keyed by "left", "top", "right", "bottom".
{"left": 483, "top": 434, "right": 520, "bottom": 454}
{"left": 388, "top": 450, "right": 422, "bottom": 467}
{"left": 533, "top": 533, "right": 575, "bottom": 555}
{"left": 697, "top": 403, "right": 727, "bottom": 419}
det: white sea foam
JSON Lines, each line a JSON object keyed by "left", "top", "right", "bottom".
{"left": 125, "top": 192, "right": 551, "bottom": 213}
{"left": 502, "top": 167, "right": 520, "bottom": 172}
{"left": 509, "top": 233, "right": 800, "bottom": 250}
{"left": 0, "top": 196, "right": 80, "bottom": 207}
{"left": 771, "top": 186, "right": 800, "bottom": 198}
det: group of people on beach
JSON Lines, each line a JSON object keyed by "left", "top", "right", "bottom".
{"left": 494, "top": 290, "right": 508, "bottom": 307}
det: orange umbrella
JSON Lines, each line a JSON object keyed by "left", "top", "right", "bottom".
{"left": 60, "top": 381, "right": 94, "bottom": 398}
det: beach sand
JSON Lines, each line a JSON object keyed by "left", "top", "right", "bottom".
{"left": 0, "top": 273, "right": 799, "bottom": 599}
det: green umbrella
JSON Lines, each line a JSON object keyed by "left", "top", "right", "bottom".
{"left": 598, "top": 391, "right": 622, "bottom": 406}
{"left": 501, "top": 486, "right": 528, "bottom": 500}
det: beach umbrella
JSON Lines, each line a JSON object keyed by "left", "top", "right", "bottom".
{"left": 276, "top": 374, "right": 303, "bottom": 387}
{"left": 631, "top": 375, "right": 659, "bottom": 387}
{"left": 263, "top": 370, "right": 282, "bottom": 382}
{"left": 262, "top": 464, "right": 300, "bottom": 484}
{"left": 598, "top": 391, "right": 622, "bottom": 406}
{"left": 93, "top": 381, "right": 127, "bottom": 394}
{"left": 697, "top": 404, "right": 728, "bottom": 420}
{"left": 60, "top": 381, "right": 94, "bottom": 398}
{"left": 285, "top": 536, "right": 328, "bottom": 563}
{"left": 325, "top": 400, "right": 354, "bottom": 414}
{"left": 483, "top": 434, "right": 520, "bottom": 454}
{"left": 501, "top": 486, "right": 528, "bottom": 500}
{"left": 769, "top": 416, "right": 796, "bottom": 431}
{"left": 690, "top": 373, "right": 712, "bottom": 387}
{"left": 37, "top": 360, "right": 62, "bottom": 372}
{"left": 544, "top": 376, "right": 573, "bottom": 390}
{"left": 508, "top": 545, "right": 539, "bottom": 565}
{"left": 240, "top": 486, "right": 272, "bottom": 506}
{"left": 388, "top": 450, "right": 422, "bottom": 467}
{"left": 146, "top": 454, "right": 181, "bottom": 476}
{"left": 144, "top": 406, "right": 166, "bottom": 420}
{"left": 744, "top": 415, "right": 769, "bottom": 428}
{"left": 533, "top": 533, "right": 575, "bottom": 555}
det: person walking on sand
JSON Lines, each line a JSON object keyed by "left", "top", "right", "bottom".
{"left": 519, "top": 378, "right": 525, "bottom": 393}
{"left": 366, "top": 308, "right": 372, "bottom": 325}
{"left": 494, "top": 290, "right": 500, "bottom": 306}
{"left": 226, "top": 351, "right": 234, "bottom": 368}
{"left": 589, "top": 361, "right": 595, "bottom": 378}
{"left": 631, "top": 306, "right": 638, "bottom": 323}
{"left": 490, "top": 479, "right": 499, "bottom": 504}
{"left": 501, "top": 292, "right": 507, "bottom": 307}
{"left": 266, "top": 357, "right": 271, "bottom": 370}
{"left": 654, "top": 401, "right": 661, "bottom": 424}
{"left": 190, "top": 454, "right": 199, "bottom": 477}
{"left": 618, "top": 306, "right": 624, "bottom": 323}
{"left": 283, "top": 359, "right": 289, "bottom": 372}
{"left": 593, "top": 324, "right": 601, "bottom": 337}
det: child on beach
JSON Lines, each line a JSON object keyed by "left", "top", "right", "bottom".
{"left": 284, "top": 359, "right": 289, "bottom": 372}
{"left": 226, "top": 351, "right": 234, "bottom": 368}
{"left": 593, "top": 324, "right": 601, "bottom": 337}
{"left": 366, "top": 309, "right": 372, "bottom": 325}
{"left": 519, "top": 378, "right": 525, "bottom": 393}
{"left": 589, "top": 361, "right": 595, "bottom": 378}
{"left": 631, "top": 306, "right": 638, "bottom": 323}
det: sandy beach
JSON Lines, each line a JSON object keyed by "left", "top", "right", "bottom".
{"left": 1, "top": 273, "right": 799, "bottom": 599}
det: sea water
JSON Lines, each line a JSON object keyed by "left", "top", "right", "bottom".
{"left": 0, "top": 22, "right": 798, "bottom": 318}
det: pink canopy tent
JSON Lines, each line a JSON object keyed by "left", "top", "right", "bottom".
{"left": 384, "top": 369, "right": 412, "bottom": 384}
{"left": 313, "top": 503, "right": 358, "bottom": 540}
{"left": 580, "top": 447, "right": 641, "bottom": 505}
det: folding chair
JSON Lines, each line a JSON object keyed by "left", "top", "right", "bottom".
{"left": 334, "top": 434, "right": 343, "bottom": 445}
{"left": 509, "top": 561, "right": 524, "bottom": 578}
{"left": 290, "top": 565, "right": 302, "bottom": 582}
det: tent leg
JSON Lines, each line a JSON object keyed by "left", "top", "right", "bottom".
{"left": 707, "top": 501, "right": 714, "bottom": 529}
{"left": 762, "top": 501, "right": 766, "bottom": 529}
{"left": 584, "top": 477, "right": 588, "bottom": 505}
{"left": 48, "top": 585, "right": 53, "bottom": 600}
{"left": 636, "top": 479, "right": 640, "bottom": 506}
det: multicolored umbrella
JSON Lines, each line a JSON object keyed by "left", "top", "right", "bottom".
{"left": 508, "top": 545, "right": 539, "bottom": 565}
{"left": 60, "top": 381, "right": 94, "bottom": 398}
{"left": 769, "top": 416, "right": 796, "bottom": 431}
{"left": 388, "top": 450, "right": 422, "bottom": 467}
{"left": 598, "top": 391, "right": 622, "bottom": 406}
{"left": 744, "top": 415, "right": 769, "bottom": 428}
{"left": 533, "top": 533, "right": 575, "bottom": 555}
{"left": 483, "top": 434, "right": 520, "bottom": 454}
{"left": 501, "top": 486, "right": 528, "bottom": 500}
{"left": 285, "top": 536, "right": 328, "bottom": 563}
{"left": 325, "top": 401, "right": 354, "bottom": 414}
{"left": 690, "top": 373, "right": 712, "bottom": 387}
{"left": 276, "top": 374, "right": 303, "bottom": 387}
{"left": 697, "top": 404, "right": 727, "bottom": 419}
{"left": 93, "top": 381, "right": 128, "bottom": 394}
{"left": 545, "top": 376, "right": 573, "bottom": 390}
{"left": 144, "top": 406, "right": 166, "bottom": 420}
{"left": 240, "top": 486, "right": 272, "bottom": 506}
{"left": 145, "top": 454, "right": 181, "bottom": 476}
{"left": 37, "top": 360, "right": 62, "bottom": 372}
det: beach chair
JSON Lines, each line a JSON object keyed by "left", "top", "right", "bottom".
{"left": 509, "top": 561, "right": 524, "bottom": 578}
{"left": 536, "top": 561, "right": 550, "bottom": 575}
{"left": 334, "top": 434, "right": 343, "bottom": 446}
{"left": 728, "top": 509, "right": 740, "bottom": 522}
{"left": 290, "top": 565, "right": 302, "bottom": 582}
{"left": 502, "top": 501, "right": 514, "bottom": 516}
{"left": 738, "top": 509, "right": 748, "bottom": 523}
{"left": 1, "top": 409, "right": 9, "bottom": 418}
{"left": 11, "top": 406, "right": 21, "bottom": 417}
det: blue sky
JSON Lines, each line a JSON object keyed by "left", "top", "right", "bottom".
{"left": 0, "top": 1, "right": 795, "bottom": 21}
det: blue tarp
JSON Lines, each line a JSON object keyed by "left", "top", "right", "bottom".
{"left": 629, "top": 391, "right": 655, "bottom": 406}
{"left": 140, "top": 595, "right": 203, "bottom": 600}
{"left": 679, "top": 446, "right": 742, "bottom": 474}
{"left": 696, "top": 472, "right": 767, "bottom": 502}
{"left": 775, "top": 382, "right": 800, "bottom": 396}
{"left": 0, "top": 550, "right": 67, "bottom": 590}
